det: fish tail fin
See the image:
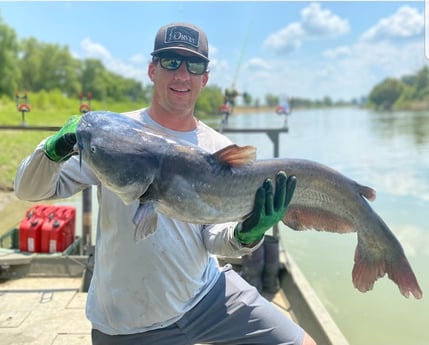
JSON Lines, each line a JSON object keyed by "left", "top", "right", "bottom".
{"left": 132, "top": 202, "right": 158, "bottom": 241}
{"left": 352, "top": 242, "right": 423, "bottom": 299}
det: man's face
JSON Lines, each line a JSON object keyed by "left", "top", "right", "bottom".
{"left": 148, "top": 50, "right": 209, "bottom": 114}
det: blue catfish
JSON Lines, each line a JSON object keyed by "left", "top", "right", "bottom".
{"left": 76, "top": 111, "right": 422, "bottom": 300}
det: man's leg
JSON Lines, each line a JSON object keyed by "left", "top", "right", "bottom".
{"left": 91, "top": 323, "right": 191, "bottom": 345}
{"left": 180, "top": 265, "right": 306, "bottom": 345}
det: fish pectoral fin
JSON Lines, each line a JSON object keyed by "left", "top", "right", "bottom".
{"left": 132, "top": 203, "right": 158, "bottom": 241}
{"left": 283, "top": 205, "right": 355, "bottom": 233}
{"left": 213, "top": 144, "right": 256, "bottom": 166}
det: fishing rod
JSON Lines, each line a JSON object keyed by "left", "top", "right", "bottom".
{"left": 231, "top": 18, "right": 253, "bottom": 90}
{"left": 219, "top": 19, "right": 253, "bottom": 133}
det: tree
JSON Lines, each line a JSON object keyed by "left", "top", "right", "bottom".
{"left": 265, "top": 94, "right": 279, "bottom": 107}
{"left": 80, "top": 59, "right": 109, "bottom": 100}
{"left": 0, "top": 16, "right": 20, "bottom": 97}
{"left": 196, "top": 85, "right": 224, "bottom": 116}
{"left": 368, "top": 78, "right": 405, "bottom": 111}
{"left": 414, "top": 66, "right": 429, "bottom": 100}
{"left": 242, "top": 92, "right": 252, "bottom": 106}
{"left": 19, "top": 38, "right": 80, "bottom": 96}
{"left": 322, "top": 96, "right": 332, "bottom": 106}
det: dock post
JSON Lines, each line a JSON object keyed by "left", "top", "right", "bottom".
{"left": 82, "top": 187, "right": 92, "bottom": 254}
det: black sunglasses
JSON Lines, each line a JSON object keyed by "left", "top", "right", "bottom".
{"left": 153, "top": 53, "right": 209, "bottom": 75}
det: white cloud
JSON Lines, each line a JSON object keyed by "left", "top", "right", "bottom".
{"left": 79, "top": 38, "right": 148, "bottom": 85}
{"left": 323, "top": 45, "right": 352, "bottom": 59}
{"left": 263, "top": 2, "right": 349, "bottom": 54}
{"left": 300, "top": 2, "right": 349, "bottom": 37}
{"left": 80, "top": 38, "right": 111, "bottom": 60}
{"left": 249, "top": 5, "right": 427, "bottom": 102}
{"left": 74, "top": 4, "right": 427, "bottom": 103}
{"left": 209, "top": 44, "right": 218, "bottom": 58}
{"left": 263, "top": 23, "right": 305, "bottom": 54}
{"left": 238, "top": 37, "right": 427, "bottom": 103}
{"left": 129, "top": 53, "right": 145, "bottom": 65}
{"left": 361, "top": 6, "right": 424, "bottom": 42}
{"left": 245, "top": 58, "right": 270, "bottom": 71}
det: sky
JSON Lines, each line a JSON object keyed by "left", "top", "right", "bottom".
{"left": 0, "top": 1, "right": 427, "bottom": 103}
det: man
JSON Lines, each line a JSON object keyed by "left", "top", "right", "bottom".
{"left": 15, "top": 22, "right": 316, "bottom": 345}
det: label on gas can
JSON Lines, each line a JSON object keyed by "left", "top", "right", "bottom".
{"left": 28, "top": 238, "right": 34, "bottom": 252}
{"left": 49, "top": 240, "right": 57, "bottom": 253}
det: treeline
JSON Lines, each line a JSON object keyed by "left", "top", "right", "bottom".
{"left": 368, "top": 66, "right": 429, "bottom": 111}
{"left": 0, "top": 15, "right": 229, "bottom": 116}
{"left": 0, "top": 17, "right": 150, "bottom": 104}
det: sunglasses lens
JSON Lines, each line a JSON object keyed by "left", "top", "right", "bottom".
{"left": 187, "top": 62, "right": 206, "bottom": 75}
{"left": 158, "top": 54, "right": 207, "bottom": 75}
{"left": 160, "top": 58, "right": 182, "bottom": 70}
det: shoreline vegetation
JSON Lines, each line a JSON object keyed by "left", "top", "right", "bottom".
{"left": 0, "top": 101, "right": 427, "bottom": 192}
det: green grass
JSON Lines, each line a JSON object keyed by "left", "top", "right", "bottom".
{"left": 0, "top": 98, "right": 148, "bottom": 191}
{"left": 0, "top": 131, "right": 52, "bottom": 190}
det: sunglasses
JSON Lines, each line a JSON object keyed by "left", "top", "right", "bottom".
{"left": 153, "top": 53, "right": 209, "bottom": 75}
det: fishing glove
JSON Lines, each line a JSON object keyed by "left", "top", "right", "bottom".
{"left": 43, "top": 115, "right": 81, "bottom": 162}
{"left": 234, "top": 171, "right": 296, "bottom": 245}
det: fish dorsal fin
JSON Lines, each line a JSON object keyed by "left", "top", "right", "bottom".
{"left": 360, "top": 185, "right": 376, "bottom": 201}
{"left": 213, "top": 144, "right": 256, "bottom": 166}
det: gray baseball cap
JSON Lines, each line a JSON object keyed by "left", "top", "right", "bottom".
{"left": 151, "top": 23, "right": 209, "bottom": 62}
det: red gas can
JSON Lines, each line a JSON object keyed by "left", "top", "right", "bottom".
{"left": 19, "top": 204, "right": 56, "bottom": 252}
{"left": 19, "top": 216, "right": 43, "bottom": 252}
{"left": 20, "top": 204, "right": 75, "bottom": 253}
{"left": 40, "top": 205, "right": 76, "bottom": 253}
{"left": 19, "top": 206, "right": 36, "bottom": 251}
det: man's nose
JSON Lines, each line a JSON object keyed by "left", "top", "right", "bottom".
{"left": 173, "top": 62, "right": 190, "bottom": 79}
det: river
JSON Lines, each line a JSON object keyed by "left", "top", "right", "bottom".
{"left": 211, "top": 107, "right": 428, "bottom": 345}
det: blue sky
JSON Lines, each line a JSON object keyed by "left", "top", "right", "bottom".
{"left": 0, "top": 1, "right": 426, "bottom": 102}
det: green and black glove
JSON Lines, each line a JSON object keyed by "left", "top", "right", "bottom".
{"left": 43, "top": 115, "right": 81, "bottom": 162}
{"left": 234, "top": 171, "right": 296, "bottom": 245}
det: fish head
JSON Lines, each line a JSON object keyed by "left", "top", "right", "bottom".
{"left": 76, "top": 111, "right": 159, "bottom": 204}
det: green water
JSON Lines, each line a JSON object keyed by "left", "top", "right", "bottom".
{"left": 218, "top": 107, "right": 429, "bottom": 345}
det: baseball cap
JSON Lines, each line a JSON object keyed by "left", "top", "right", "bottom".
{"left": 151, "top": 23, "right": 209, "bottom": 62}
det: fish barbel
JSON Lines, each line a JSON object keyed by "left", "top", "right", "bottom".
{"left": 76, "top": 111, "right": 422, "bottom": 299}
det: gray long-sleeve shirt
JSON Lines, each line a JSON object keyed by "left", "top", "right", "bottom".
{"left": 14, "top": 109, "right": 259, "bottom": 335}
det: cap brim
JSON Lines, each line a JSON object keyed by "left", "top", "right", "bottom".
{"left": 151, "top": 47, "right": 209, "bottom": 62}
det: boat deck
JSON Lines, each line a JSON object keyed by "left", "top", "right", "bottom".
{"left": 1, "top": 277, "right": 90, "bottom": 345}
{"left": 0, "top": 277, "right": 297, "bottom": 345}
{"left": 0, "top": 250, "right": 350, "bottom": 345}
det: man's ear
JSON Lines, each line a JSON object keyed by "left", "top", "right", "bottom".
{"left": 201, "top": 72, "right": 209, "bottom": 87}
{"left": 148, "top": 62, "right": 155, "bottom": 82}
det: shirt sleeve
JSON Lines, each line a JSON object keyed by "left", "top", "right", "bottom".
{"left": 201, "top": 222, "right": 263, "bottom": 257}
{"left": 14, "top": 140, "right": 99, "bottom": 202}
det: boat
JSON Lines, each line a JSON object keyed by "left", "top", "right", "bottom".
{"left": 0, "top": 220, "right": 350, "bottom": 345}
{"left": 0, "top": 123, "right": 350, "bottom": 345}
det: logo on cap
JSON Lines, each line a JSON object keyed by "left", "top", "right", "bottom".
{"left": 165, "top": 26, "right": 200, "bottom": 48}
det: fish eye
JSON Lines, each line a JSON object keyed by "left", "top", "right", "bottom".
{"left": 90, "top": 145, "right": 96, "bottom": 153}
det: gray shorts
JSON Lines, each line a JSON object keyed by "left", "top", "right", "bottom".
{"left": 92, "top": 265, "right": 304, "bottom": 345}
